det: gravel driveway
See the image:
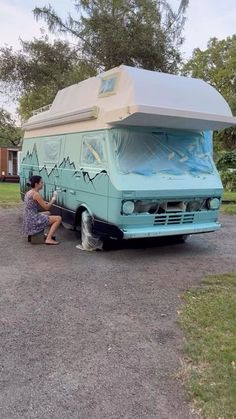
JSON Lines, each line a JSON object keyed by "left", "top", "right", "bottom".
{"left": 1, "top": 206, "right": 236, "bottom": 419}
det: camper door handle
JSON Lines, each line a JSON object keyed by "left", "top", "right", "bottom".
{"left": 69, "top": 190, "right": 75, "bottom": 195}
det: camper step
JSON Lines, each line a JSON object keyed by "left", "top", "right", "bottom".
{"left": 28, "top": 230, "right": 45, "bottom": 244}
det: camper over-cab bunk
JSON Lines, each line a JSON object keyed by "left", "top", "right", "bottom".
{"left": 20, "top": 65, "right": 236, "bottom": 243}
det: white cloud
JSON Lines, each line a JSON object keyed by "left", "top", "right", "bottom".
{"left": 0, "top": 1, "right": 44, "bottom": 48}
{"left": 0, "top": 0, "right": 25, "bottom": 17}
{"left": 0, "top": 0, "right": 235, "bottom": 53}
{"left": 0, "top": 0, "right": 74, "bottom": 49}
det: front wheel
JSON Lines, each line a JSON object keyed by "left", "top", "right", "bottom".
{"left": 79, "top": 210, "right": 103, "bottom": 251}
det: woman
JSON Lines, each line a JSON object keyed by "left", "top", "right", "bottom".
{"left": 23, "top": 175, "right": 62, "bottom": 245}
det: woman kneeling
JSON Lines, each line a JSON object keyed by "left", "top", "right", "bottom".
{"left": 23, "top": 175, "right": 62, "bottom": 245}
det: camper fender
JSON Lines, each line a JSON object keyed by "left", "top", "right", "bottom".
{"left": 75, "top": 205, "right": 124, "bottom": 240}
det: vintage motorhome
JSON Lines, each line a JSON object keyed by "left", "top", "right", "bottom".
{"left": 20, "top": 65, "right": 236, "bottom": 241}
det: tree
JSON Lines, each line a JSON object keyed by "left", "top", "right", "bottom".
{"left": 0, "top": 1, "right": 189, "bottom": 120}
{"left": 183, "top": 36, "right": 236, "bottom": 153}
{"left": 33, "top": 0, "right": 189, "bottom": 73}
{"left": 0, "top": 109, "right": 22, "bottom": 146}
{"left": 0, "top": 37, "right": 96, "bottom": 119}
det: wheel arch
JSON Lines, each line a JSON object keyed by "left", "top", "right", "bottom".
{"left": 75, "top": 204, "right": 92, "bottom": 228}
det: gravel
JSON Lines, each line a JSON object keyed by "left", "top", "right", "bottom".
{"left": 0, "top": 206, "right": 236, "bottom": 419}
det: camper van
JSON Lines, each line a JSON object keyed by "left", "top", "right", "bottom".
{"left": 20, "top": 65, "right": 236, "bottom": 242}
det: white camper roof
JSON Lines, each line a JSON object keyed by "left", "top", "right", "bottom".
{"left": 23, "top": 65, "right": 236, "bottom": 134}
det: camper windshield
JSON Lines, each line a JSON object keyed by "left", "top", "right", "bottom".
{"left": 110, "top": 128, "right": 213, "bottom": 176}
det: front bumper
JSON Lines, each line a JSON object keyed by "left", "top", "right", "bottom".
{"left": 93, "top": 218, "right": 221, "bottom": 240}
{"left": 121, "top": 222, "right": 221, "bottom": 239}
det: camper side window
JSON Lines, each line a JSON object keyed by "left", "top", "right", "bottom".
{"left": 99, "top": 76, "right": 117, "bottom": 95}
{"left": 81, "top": 136, "right": 105, "bottom": 166}
{"left": 43, "top": 137, "right": 61, "bottom": 163}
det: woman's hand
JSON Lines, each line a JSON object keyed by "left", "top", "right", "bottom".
{"left": 51, "top": 191, "right": 57, "bottom": 202}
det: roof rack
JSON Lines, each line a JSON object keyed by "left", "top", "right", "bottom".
{"left": 32, "top": 104, "right": 52, "bottom": 116}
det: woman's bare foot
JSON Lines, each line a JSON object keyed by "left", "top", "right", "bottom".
{"left": 45, "top": 239, "right": 59, "bottom": 245}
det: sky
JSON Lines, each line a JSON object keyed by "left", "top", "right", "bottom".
{"left": 0, "top": 0, "right": 236, "bottom": 115}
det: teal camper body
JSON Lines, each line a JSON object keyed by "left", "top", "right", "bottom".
{"left": 20, "top": 66, "right": 236, "bottom": 241}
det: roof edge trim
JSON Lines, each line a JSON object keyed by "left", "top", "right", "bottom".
{"left": 23, "top": 106, "right": 99, "bottom": 131}
{"left": 105, "top": 105, "right": 236, "bottom": 129}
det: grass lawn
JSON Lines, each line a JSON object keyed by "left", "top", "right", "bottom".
{"left": 223, "top": 191, "right": 236, "bottom": 201}
{"left": 0, "top": 182, "right": 21, "bottom": 206}
{"left": 179, "top": 273, "right": 236, "bottom": 418}
{"left": 222, "top": 191, "right": 236, "bottom": 215}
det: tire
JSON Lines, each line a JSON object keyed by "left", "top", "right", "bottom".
{"left": 80, "top": 210, "right": 103, "bottom": 251}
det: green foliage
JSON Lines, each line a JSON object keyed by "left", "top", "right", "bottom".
{"left": 215, "top": 127, "right": 236, "bottom": 154}
{"left": 183, "top": 35, "right": 236, "bottom": 155}
{"left": 0, "top": 1, "right": 189, "bottom": 119}
{"left": 0, "top": 108, "right": 22, "bottom": 146}
{"left": 18, "top": 86, "right": 55, "bottom": 121}
{"left": 220, "top": 170, "right": 236, "bottom": 192}
{"left": 217, "top": 151, "right": 236, "bottom": 192}
{"left": 33, "top": 0, "right": 189, "bottom": 73}
{"left": 0, "top": 38, "right": 96, "bottom": 119}
{"left": 180, "top": 273, "right": 236, "bottom": 418}
{"left": 217, "top": 151, "right": 236, "bottom": 170}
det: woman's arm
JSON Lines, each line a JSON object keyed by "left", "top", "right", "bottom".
{"left": 33, "top": 192, "right": 56, "bottom": 211}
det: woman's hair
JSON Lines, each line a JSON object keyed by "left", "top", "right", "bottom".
{"left": 27, "top": 175, "right": 42, "bottom": 188}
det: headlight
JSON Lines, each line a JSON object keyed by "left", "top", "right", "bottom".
{"left": 207, "top": 198, "right": 220, "bottom": 210}
{"left": 122, "top": 200, "right": 135, "bottom": 215}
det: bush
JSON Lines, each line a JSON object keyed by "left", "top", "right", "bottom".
{"left": 217, "top": 151, "right": 236, "bottom": 170}
{"left": 220, "top": 170, "right": 236, "bottom": 191}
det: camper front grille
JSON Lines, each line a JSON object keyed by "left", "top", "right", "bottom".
{"left": 154, "top": 213, "right": 195, "bottom": 226}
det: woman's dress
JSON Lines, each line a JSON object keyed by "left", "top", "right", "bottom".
{"left": 23, "top": 192, "right": 49, "bottom": 236}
